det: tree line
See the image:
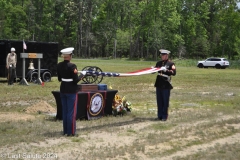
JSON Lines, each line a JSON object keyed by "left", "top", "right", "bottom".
{"left": 0, "top": 0, "right": 240, "bottom": 60}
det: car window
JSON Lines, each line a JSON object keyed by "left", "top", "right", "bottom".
{"left": 223, "top": 59, "right": 228, "bottom": 61}
{"left": 206, "top": 58, "right": 211, "bottom": 61}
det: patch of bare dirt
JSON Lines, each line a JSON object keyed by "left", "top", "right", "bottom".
{"left": 24, "top": 100, "right": 56, "bottom": 114}
{"left": 0, "top": 101, "right": 56, "bottom": 122}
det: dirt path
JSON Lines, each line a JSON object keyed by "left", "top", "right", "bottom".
{"left": 0, "top": 101, "right": 240, "bottom": 159}
{"left": 161, "top": 132, "right": 240, "bottom": 160}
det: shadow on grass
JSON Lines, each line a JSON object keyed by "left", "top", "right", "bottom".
{"left": 43, "top": 116, "right": 157, "bottom": 137}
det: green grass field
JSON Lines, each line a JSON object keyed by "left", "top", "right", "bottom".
{"left": 0, "top": 58, "right": 240, "bottom": 159}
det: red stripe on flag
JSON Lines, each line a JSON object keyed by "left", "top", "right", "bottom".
{"left": 127, "top": 67, "right": 161, "bottom": 74}
{"left": 127, "top": 67, "right": 154, "bottom": 73}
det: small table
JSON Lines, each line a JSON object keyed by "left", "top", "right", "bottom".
{"left": 52, "top": 90, "right": 118, "bottom": 120}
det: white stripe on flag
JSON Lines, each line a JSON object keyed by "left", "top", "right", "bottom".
{"left": 23, "top": 41, "right": 27, "bottom": 50}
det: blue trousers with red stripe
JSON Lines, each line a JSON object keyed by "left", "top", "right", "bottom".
{"left": 60, "top": 93, "right": 78, "bottom": 135}
{"left": 156, "top": 88, "right": 170, "bottom": 120}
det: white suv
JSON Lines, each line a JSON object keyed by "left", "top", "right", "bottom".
{"left": 197, "top": 57, "right": 230, "bottom": 69}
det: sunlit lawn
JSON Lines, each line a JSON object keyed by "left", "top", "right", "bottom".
{"left": 0, "top": 58, "right": 240, "bottom": 159}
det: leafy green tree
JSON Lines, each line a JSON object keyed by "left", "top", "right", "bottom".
{"left": 0, "top": 0, "right": 240, "bottom": 59}
{"left": 219, "top": 2, "right": 240, "bottom": 59}
{"left": 2, "top": 4, "right": 27, "bottom": 39}
{"left": 180, "top": 0, "right": 211, "bottom": 58}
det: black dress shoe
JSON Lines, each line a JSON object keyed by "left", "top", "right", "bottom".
{"left": 161, "top": 119, "right": 167, "bottom": 121}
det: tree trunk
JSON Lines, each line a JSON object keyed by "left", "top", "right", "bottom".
{"left": 78, "top": 1, "right": 83, "bottom": 57}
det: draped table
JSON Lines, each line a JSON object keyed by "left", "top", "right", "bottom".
{"left": 52, "top": 90, "right": 118, "bottom": 120}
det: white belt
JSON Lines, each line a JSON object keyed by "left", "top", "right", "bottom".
{"left": 158, "top": 73, "right": 171, "bottom": 82}
{"left": 158, "top": 73, "right": 169, "bottom": 78}
{"left": 62, "top": 78, "right": 73, "bottom": 82}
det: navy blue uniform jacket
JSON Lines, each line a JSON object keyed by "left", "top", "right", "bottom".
{"left": 57, "top": 60, "right": 81, "bottom": 93}
{"left": 154, "top": 60, "right": 176, "bottom": 89}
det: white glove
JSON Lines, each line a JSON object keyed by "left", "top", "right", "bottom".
{"left": 81, "top": 71, "right": 87, "bottom": 75}
{"left": 151, "top": 66, "right": 154, "bottom": 69}
{"left": 160, "top": 67, "right": 167, "bottom": 72}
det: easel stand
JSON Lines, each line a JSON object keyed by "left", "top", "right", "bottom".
{"left": 19, "top": 53, "right": 43, "bottom": 85}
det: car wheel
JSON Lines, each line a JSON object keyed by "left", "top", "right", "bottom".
{"left": 198, "top": 63, "right": 204, "bottom": 68}
{"left": 215, "top": 64, "right": 221, "bottom": 69}
{"left": 42, "top": 71, "right": 51, "bottom": 82}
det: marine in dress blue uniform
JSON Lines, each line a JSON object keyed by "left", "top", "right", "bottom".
{"left": 154, "top": 49, "right": 176, "bottom": 121}
{"left": 57, "top": 47, "right": 85, "bottom": 136}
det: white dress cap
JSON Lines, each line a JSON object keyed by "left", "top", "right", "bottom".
{"left": 11, "top": 47, "right": 16, "bottom": 52}
{"left": 159, "top": 49, "right": 170, "bottom": 54}
{"left": 60, "top": 47, "right": 74, "bottom": 54}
